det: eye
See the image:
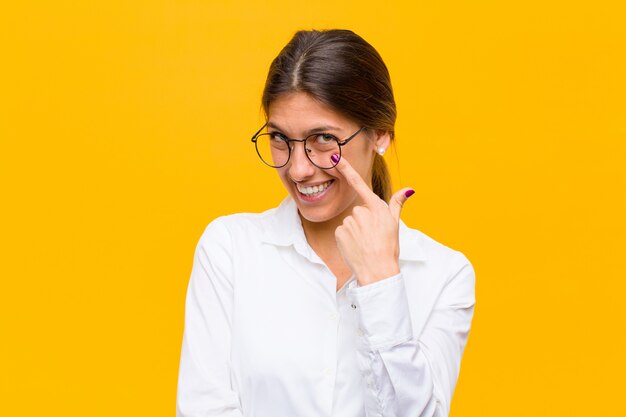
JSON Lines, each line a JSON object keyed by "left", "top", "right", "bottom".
{"left": 269, "top": 132, "right": 286, "bottom": 139}
{"left": 314, "top": 133, "right": 337, "bottom": 144}
{"left": 266, "top": 132, "right": 290, "bottom": 150}
{"left": 269, "top": 132, "right": 289, "bottom": 142}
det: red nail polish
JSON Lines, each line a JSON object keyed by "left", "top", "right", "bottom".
{"left": 405, "top": 189, "right": 415, "bottom": 198}
{"left": 331, "top": 154, "right": 340, "bottom": 164}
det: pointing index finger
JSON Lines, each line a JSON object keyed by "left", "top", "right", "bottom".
{"left": 331, "top": 153, "right": 380, "bottom": 204}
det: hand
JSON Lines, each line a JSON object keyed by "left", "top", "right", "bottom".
{"left": 332, "top": 154, "right": 414, "bottom": 286}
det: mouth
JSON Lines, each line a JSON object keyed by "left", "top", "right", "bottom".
{"left": 295, "top": 180, "right": 334, "bottom": 198}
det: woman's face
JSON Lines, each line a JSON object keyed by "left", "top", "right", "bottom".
{"left": 267, "top": 91, "right": 389, "bottom": 225}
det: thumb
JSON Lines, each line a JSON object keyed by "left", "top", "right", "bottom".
{"left": 389, "top": 188, "right": 415, "bottom": 220}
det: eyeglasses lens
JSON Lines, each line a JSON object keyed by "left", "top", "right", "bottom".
{"left": 303, "top": 134, "right": 339, "bottom": 169}
{"left": 254, "top": 134, "right": 340, "bottom": 169}
{"left": 255, "top": 134, "right": 290, "bottom": 167}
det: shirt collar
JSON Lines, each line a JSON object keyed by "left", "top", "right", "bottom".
{"left": 261, "top": 197, "right": 308, "bottom": 247}
{"left": 261, "top": 196, "right": 426, "bottom": 262}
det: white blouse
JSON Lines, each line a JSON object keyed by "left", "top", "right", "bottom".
{"left": 176, "top": 197, "right": 475, "bottom": 417}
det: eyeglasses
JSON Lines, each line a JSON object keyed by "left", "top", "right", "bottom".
{"left": 250, "top": 122, "right": 366, "bottom": 169}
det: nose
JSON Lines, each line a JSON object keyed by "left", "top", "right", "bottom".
{"left": 287, "top": 142, "right": 317, "bottom": 181}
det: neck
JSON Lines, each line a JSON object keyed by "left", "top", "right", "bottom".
{"left": 300, "top": 214, "right": 343, "bottom": 253}
{"left": 298, "top": 205, "right": 359, "bottom": 287}
{"left": 298, "top": 198, "right": 361, "bottom": 257}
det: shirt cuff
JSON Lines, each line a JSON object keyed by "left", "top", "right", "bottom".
{"left": 346, "top": 273, "right": 414, "bottom": 350}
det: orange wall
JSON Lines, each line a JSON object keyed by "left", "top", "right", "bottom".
{"left": 1, "top": 1, "right": 625, "bottom": 416}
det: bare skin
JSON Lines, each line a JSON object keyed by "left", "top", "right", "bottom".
{"left": 268, "top": 92, "right": 414, "bottom": 290}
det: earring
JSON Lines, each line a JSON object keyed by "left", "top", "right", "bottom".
{"left": 377, "top": 146, "right": 386, "bottom": 156}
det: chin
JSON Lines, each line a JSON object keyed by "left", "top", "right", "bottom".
{"left": 286, "top": 178, "right": 356, "bottom": 225}
{"left": 290, "top": 198, "right": 326, "bottom": 221}
{"left": 297, "top": 207, "right": 336, "bottom": 224}
{"left": 292, "top": 195, "right": 352, "bottom": 225}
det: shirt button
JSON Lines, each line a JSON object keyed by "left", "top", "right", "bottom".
{"left": 351, "top": 303, "right": 357, "bottom": 309}
{"left": 328, "top": 312, "right": 338, "bottom": 321}
{"left": 357, "top": 328, "right": 364, "bottom": 336}
{"left": 323, "top": 368, "right": 332, "bottom": 376}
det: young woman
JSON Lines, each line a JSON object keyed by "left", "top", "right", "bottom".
{"left": 177, "top": 29, "right": 475, "bottom": 417}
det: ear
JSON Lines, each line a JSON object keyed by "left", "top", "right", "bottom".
{"left": 372, "top": 130, "right": 392, "bottom": 153}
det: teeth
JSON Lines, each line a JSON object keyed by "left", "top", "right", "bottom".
{"left": 297, "top": 180, "right": 332, "bottom": 196}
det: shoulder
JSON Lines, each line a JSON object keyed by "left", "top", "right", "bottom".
{"left": 400, "top": 222, "right": 474, "bottom": 281}
{"left": 400, "top": 223, "right": 476, "bottom": 306}
{"left": 196, "top": 205, "right": 282, "bottom": 250}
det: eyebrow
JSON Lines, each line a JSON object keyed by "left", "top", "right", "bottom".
{"left": 267, "top": 122, "right": 343, "bottom": 136}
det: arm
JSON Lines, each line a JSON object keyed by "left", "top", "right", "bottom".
{"left": 176, "top": 220, "right": 243, "bottom": 417}
{"left": 347, "top": 258, "right": 475, "bottom": 417}
{"left": 332, "top": 154, "right": 475, "bottom": 415}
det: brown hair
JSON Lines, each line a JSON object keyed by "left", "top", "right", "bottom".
{"left": 261, "top": 29, "right": 396, "bottom": 202}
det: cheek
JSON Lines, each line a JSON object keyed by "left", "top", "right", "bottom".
{"left": 344, "top": 137, "right": 375, "bottom": 163}
{"left": 277, "top": 169, "right": 291, "bottom": 186}
{"left": 342, "top": 152, "right": 375, "bottom": 183}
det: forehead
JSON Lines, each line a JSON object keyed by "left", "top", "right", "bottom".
{"left": 267, "top": 92, "right": 357, "bottom": 133}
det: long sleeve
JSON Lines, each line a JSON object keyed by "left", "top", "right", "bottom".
{"left": 347, "top": 255, "right": 475, "bottom": 417}
{"left": 176, "top": 220, "right": 243, "bottom": 417}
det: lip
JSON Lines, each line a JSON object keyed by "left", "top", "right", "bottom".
{"left": 295, "top": 179, "right": 335, "bottom": 203}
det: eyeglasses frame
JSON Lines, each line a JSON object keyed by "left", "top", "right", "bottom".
{"left": 250, "top": 122, "right": 366, "bottom": 169}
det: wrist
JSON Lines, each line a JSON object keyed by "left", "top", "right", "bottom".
{"left": 355, "top": 261, "right": 400, "bottom": 286}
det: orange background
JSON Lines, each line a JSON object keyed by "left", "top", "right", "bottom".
{"left": 1, "top": 1, "right": 625, "bottom": 416}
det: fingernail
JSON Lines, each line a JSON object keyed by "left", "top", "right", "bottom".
{"left": 330, "top": 154, "right": 340, "bottom": 164}
{"left": 405, "top": 189, "right": 415, "bottom": 198}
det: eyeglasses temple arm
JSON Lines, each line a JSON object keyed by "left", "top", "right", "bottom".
{"left": 250, "top": 122, "right": 269, "bottom": 142}
{"left": 337, "top": 126, "right": 366, "bottom": 146}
